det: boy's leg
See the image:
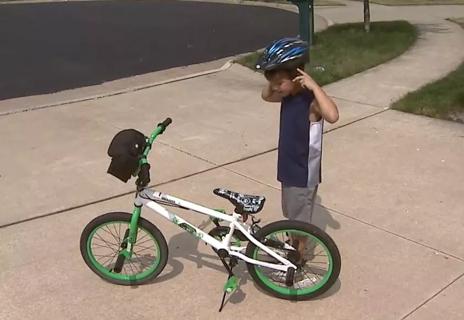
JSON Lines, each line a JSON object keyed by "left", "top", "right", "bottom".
{"left": 281, "top": 184, "right": 319, "bottom": 262}
{"left": 281, "top": 184, "right": 318, "bottom": 223}
{"left": 308, "top": 184, "right": 318, "bottom": 223}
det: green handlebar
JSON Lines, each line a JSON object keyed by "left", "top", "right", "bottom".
{"left": 142, "top": 117, "right": 172, "bottom": 158}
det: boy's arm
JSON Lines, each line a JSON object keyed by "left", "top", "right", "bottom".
{"left": 309, "top": 100, "right": 322, "bottom": 122}
{"left": 294, "top": 68, "right": 339, "bottom": 123}
{"left": 311, "top": 86, "right": 339, "bottom": 124}
{"left": 261, "top": 83, "right": 282, "bottom": 103}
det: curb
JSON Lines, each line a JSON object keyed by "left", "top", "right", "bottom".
{"left": 0, "top": 60, "right": 234, "bottom": 116}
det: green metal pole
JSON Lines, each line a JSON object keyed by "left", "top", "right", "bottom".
{"left": 310, "top": 0, "right": 314, "bottom": 45}
{"left": 289, "top": 0, "right": 314, "bottom": 46}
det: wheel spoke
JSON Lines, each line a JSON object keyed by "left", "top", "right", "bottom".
{"left": 101, "top": 254, "right": 116, "bottom": 268}
{"left": 306, "top": 261, "right": 329, "bottom": 265}
{"left": 111, "top": 223, "right": 122, "bottom": 246}
{"left": 98, "top": 226, "right": 117, "bottom": 243}
{"left": 127, "top": 258, "right": 136, "bottom": 275}
{"left": 135, "top": 238, "right": 155, "bottom": 247}
{"left": 94, "top": 233, "right": 118, "bottom": 248}
{"left": 93, "top": 253, "right": 117, "bottom": 259}
{"left": 92, "top": 243, "right": 118, "bottom": 253}
{"left": 302, "top": 264, "right": 324, "bottom": 280}
{"left": 301, "top": 268, "right": 317, "bottom": 283}
{"left": 133, "top": 252, "right": 152, "bottom": 270}
{"left": 136, "top": 233, "right": 150, "bottom": 243}
{"left": 278, "top": 232, "right": 285, "bottom": 245}
{"left": 104, "top": 225, "right": 121, "bottom": 245}
{"left": 134, "top": 244, "right": 155, "bottom": 252}
{"left": 313, "top": 248, "right": 326, "bottom": 257}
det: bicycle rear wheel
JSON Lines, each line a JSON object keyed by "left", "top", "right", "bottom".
{"left": 245, "top": 220, "right": 341, "bottom": 300}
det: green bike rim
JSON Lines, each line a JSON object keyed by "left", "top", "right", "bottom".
{"left": 253, "top": 229, "right": 333, "bottom": 296}
{"left": 86, "top": 221, "right": 161, "bottom": 282}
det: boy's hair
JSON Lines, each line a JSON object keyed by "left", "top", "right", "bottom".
{"left": 264, "top": 63, "right": 305, "bottom": 81}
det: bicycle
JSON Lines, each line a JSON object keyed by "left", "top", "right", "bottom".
{"left": 80, "top": 118, "right": 341, "bottom": 311}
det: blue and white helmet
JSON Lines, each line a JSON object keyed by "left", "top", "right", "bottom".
{"left": 256, "top": 37, "right": 309, "bottom": 71}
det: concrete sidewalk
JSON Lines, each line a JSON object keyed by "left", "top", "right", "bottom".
{"left": 1, "top": 1, "right": 464, "bottom": 319}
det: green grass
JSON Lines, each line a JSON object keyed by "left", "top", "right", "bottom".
{"left": 391, "top": 18, "right": 464, "bottom": 123}
{"left": 392, "top": 64, "right": 464, "bottom": 122}
{"left": 354, "top": 0, "right": 464, "bottom": 5}
{"left": 237, "top": 20, "right": 418, "bottom": 87}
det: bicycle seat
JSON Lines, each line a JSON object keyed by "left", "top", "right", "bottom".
{"left": 213, "top": 188, "right": 265, "bottom": 215}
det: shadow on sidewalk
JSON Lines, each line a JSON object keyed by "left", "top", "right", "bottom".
{"left": 312, "top": 194, "right": 342, "bottom": 234}
{"left": 145, "top": 228, "right": 250, "bottom": 306}
{"left": 416, "top": 22, "right": 452, "bottom": 35}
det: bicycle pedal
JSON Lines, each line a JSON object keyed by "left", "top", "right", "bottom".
{"left": 285, "top": 267, "right": 296, "bottom": 287}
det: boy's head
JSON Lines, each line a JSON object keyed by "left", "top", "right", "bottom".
{"left": 256, "top": 37, "right": 309, "bottom": 96}
{"left": 264, "top": 65, "right": 304, "bottom": 97}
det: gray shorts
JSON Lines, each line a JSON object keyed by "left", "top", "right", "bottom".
{"left": 281, "top": 184, "right": 318, "bottom": 223}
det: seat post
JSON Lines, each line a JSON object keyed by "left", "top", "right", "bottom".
{"left": 223, "top": 219, "right": 237, "bottom": 248}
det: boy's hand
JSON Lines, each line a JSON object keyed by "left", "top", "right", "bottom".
{"left": 293, "top": 68, "right": 319, "bottom": 91}
{"left": 295, "top": 68, "right": 340, "bottom": 123}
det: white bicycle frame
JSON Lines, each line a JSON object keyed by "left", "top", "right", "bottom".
{"left": 135, "top": 188, "right": 297, "bottom": 272}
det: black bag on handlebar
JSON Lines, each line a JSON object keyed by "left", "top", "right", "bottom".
{"left": 107, "top": 129, "right": 147, "bottom": 183}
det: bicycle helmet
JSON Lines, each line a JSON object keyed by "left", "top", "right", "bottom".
{"left": 256, "top": 37, "right": 309, "bottom": 71}
{"left": 107, "top": 129, "right": 147, "bottom": 183}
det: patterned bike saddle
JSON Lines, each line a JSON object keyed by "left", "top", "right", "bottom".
{"left": 213, "top": 188, "right": 266, "bottom": 215}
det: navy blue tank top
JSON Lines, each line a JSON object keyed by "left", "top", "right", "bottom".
{"left": 277, "top": 89, "right": 315, "bottom": 187}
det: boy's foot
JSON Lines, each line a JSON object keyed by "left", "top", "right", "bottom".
{"left": 269, "top": 270, "right": 318, "bottom": 288}
{"left": 299, "top": 251, "right": 315, "bottom": 266}
{"left": 268, "top": 270, "right": 287, "bottom": 284}
{"left": 298, "top": 243, "right": 318, "bottom": 265}
{"left": 294, "top": 275, "right": 319, "bottom": 288}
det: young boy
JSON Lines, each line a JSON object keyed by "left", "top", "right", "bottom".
{"left": 257, "top": 38, "right": 339, "bottom": 261}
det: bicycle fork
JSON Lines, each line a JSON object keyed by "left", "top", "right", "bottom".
{"left": 113, "top": 205, "right": 141, "bottom": 273}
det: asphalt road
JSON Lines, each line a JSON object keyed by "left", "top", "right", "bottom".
{"left": 0, "top": 0, "right": 298, "bottom": 100}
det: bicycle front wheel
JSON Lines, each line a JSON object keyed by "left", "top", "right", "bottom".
{"left": 245, "top": 220, "right": 341, "bottom": 300}
{"left": 80, "top": 212, "right": 168, "bottom": 285}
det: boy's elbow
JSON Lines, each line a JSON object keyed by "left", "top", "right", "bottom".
{"left": 261, "top": 91, "right": 270, "bottom": 101}
{"left": 262, "top": 94, "right": 280, "bottom": 103}
{"left": 327, "top": 103, "right": 339, "bottom": 123}
{"left": 326, "top": 112, "right": 339, "bottom": 124}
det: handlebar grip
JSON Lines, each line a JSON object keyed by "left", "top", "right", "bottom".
{"left": 156, "top": 118, "right": 172, "bottom": 135}
{"left": 159, "top": 118, "right": 172, "bottom": 128}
